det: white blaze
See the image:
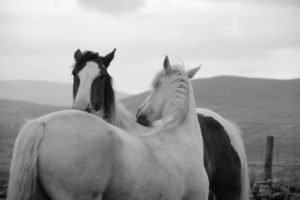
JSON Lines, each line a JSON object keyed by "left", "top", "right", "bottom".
{"left": 73, "top": 62, "right": 101, "bottom": 110}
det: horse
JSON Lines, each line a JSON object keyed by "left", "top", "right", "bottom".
{"left": 7, "top": 56, "right": 209, "bottom": 200}
{"left": 136, "top": 59, "right": 250, "bottom": 200}
{"left": 72, "top": 48, "right": 150, "bottom": 132}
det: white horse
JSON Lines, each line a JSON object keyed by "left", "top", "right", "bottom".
{"left": 7, "top": 56, "right": 209, "bottom": 200}
{"left": 136, "top": 59, "right": 250, "bottom": 200}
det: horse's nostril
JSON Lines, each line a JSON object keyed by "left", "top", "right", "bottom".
{"left": 137, "top": 115, "right": 150, "bottom": 126}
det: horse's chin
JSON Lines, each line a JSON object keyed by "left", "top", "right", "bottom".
{"left": 82, "top": 107, "right": 92, "bottom": 113}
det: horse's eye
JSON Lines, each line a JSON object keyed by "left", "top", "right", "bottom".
{"left": 154, "top": 81, "right": 161, "bottom": 89}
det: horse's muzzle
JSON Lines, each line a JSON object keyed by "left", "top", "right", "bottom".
{"left": 83, "top": 107, "right": 92, "bottom": 113}
{"left": 73, "top": 104, "right": 92, "bottom": 113}
{"left": 137, "top": 114, "right": 150, "bottom": 126}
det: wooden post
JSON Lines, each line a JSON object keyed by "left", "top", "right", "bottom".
{"left": 264, "top": 136, "right": 274, "bottom": 181}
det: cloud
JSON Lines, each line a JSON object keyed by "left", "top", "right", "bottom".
{"left": 117, "top": 0, "right": 300, "bottom": 62}
{"left": 194, "top": 0, "right": 300, "bottom": 7}
{"left": 0, "top": 0, "right": 299, "bottom": 93}
{"left": 76, "top": 0, "right": 149, "bottom": 14}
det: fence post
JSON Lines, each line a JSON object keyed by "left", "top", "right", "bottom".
{"left": 264, "top": 136, "right": 274, "bottom": 181}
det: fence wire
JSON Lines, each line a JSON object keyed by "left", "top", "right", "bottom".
{"left": 241, "top": 123, "right": 300, "bottom": 187}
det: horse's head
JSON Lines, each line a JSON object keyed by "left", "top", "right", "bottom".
{"left": 72, "top": 49, "right": 116, "bottom": 118}
{"left": 136, "top": 56, "right": 200, "bottom": 127}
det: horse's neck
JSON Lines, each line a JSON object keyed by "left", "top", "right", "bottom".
{"left": 114, "top": 103, "right": 135, "bottom": 128}
{"left": 180, "top": 89, "right": 201, "bottom": 135}
{"left": 160, "top": 82, "right": 201, "bottom": 139}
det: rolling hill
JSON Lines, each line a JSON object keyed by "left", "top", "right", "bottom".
{"left": 1, "top": 76, "right": 299, "bottom": 137}
{"left": 0, "top": 80, "right": 130, "bottom": 106}
{"left": 0, "top": 76, "right": 299, "bottom": 179}
{"left": 122, "top": 76, "right": 300, "bottom": 124}
{"left": 0, "top": 99, "right": 67, "bottom": 137}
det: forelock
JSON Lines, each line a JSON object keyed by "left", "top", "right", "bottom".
{"left": 72, "top": 51, "right": 106, "bottom": 74}
{"left": 151, "top": 64, "right": 187, "bottom": 88}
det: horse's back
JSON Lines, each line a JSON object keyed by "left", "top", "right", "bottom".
{"left": 36, "top": 110, "right": 116, "bottom": 199}
{"left": 35, "top": 110, "right": 182, "bottom": 200}
{"left": 197, "top": 109, "right": 242, "bottom": 200}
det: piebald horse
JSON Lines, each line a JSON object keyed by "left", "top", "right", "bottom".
{"left": 7, "top": 56, "right": 209, "bottom": 200}
{"left": 72, "top": 49, "right": 149, "bottom": 132}
{"left": 137, "top": 58, "right": 250, "bottom": 200}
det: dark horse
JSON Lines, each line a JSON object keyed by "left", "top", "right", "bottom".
{"left": 72, "top": 49, "right": 151, "bottom": 132}
{"left": 72, "top": 48, "right": 116, "bottom": 122}
{"left": 71, "top": 49, "right": 250, "bottom": 200}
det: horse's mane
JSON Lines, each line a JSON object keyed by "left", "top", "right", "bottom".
{"left": 101, "top": 75, "right": 116, "bottom": 124}
{"left": 153, "top": 64, "right": 190, "bottom": 131}
{"left": 72, "top": 51, "right": 106, "bottom": 74}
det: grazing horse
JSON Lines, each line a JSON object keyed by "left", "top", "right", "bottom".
{"left": 137, "top": 59, "right": 250, "bottom": 200}
{"left": 7, "top": 56, "right": 209, "bottom": 200}
{"left": 72, "top": 49, "right": 149, "bottom": 132}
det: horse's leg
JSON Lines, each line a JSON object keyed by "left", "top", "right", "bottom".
{"left": 214, "top": 188, "right": 240, "bottom": 200}
{"left": 95, "top": 195, "right": 103, "bottom": 200}
{"left": 208, "top": 192, "right": 215, "bottom": 200}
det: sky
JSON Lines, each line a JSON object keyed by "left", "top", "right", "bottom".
{"left": 0, "top": 0, "right": 299, "bottom": 94}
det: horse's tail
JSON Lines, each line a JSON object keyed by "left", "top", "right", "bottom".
{"left": 240, "top": 149, "right": 250, "bottom": 200}
{"left": 7, "top": 120, "right": 49, "bottom": 200}
{"left": 225, "top": 121, "right": 250, "bottom": 200}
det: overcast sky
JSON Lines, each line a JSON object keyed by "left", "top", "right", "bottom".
{"left": 0, "top": 0, "right": 299, "bottom": 94}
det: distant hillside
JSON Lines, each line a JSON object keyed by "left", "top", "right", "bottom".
{"left": 0, "top": 80, "right": 129, "bottom": 106}
{"left": 0, "top": 76, "right": 299, "bottom": 179}
{"left": 1, "top": 77, "right": 298, "bottom": 138}
{"left": 1, "top": 77, "right": 300, "bottom": 136}
{"left": 121, "top": 76, "right": 300, "bottom": 124}
{"left": 0, "top": 99, "right": 67, "bottom": 137}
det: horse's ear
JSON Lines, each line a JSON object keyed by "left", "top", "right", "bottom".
{"left": 187, "top": 65, "right": 201, "bottom": 79}
{"left": 103, "top": 48, "right": 116, "bottom": 68}
{"left": 74, "top": 49, "right": 83, "bottom": 62}
{"left": 163, "top": 55, "right": 171, "bottom": 75}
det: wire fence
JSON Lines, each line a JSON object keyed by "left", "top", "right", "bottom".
{"left": 241, "top": 123, "right": 300, "bottom": 187}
